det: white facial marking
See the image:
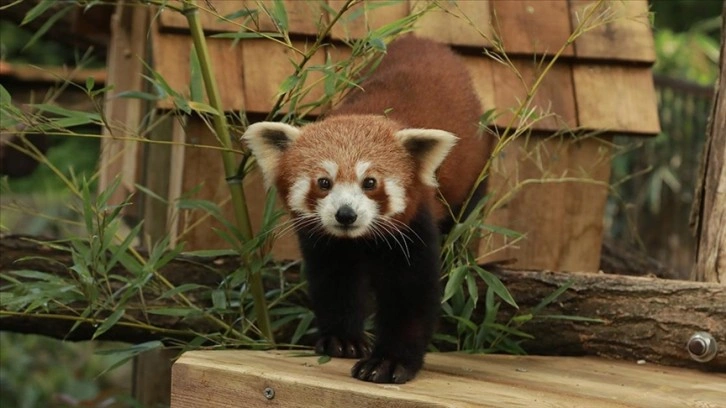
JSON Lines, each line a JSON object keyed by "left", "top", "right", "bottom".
{"left": 288, "top": 177, "right": 310, "bottom": 213}
{"left": 321, "top": 160, "right": 338, "bottom": 179}
{"left": 355, "top": 161, "right": 371, "bottom": 181}
{"left": 384, "top": 177, "right": 407, "bottom": 215}
{"left": 317, "top": 182, "right": 379, "bottom": 238}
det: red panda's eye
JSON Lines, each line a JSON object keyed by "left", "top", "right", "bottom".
{"left": 362, "top": 177, "right": 377, "bottom": 190}
{"left": 317, "top": 177, "right": 332, "bottom": 190}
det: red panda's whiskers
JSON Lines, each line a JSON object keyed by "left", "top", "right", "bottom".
{"left": 373, "top": 218, "right": 411, "bottom": 261}
{"left": 368, "top": 221, "right": 394, "bottom": 251}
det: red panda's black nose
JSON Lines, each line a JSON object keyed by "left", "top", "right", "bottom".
{"left": 335, "top": 205, "right": 358, "bottom": 225}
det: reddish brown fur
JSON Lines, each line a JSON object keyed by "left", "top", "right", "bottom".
{"left": 329, "top": 35, "right": 491, "bottom": 221}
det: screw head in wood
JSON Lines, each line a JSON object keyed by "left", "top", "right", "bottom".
{"left": 263, "top": 386, "right": 275, "bottom": 400}
{"left": 687, "top": 332, "right": 718, "bottom": 362}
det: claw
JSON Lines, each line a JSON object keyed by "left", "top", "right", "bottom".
{"left": 351, "top": 357, "right": 417, "bottom": 384}
{"left": 315, "top": 336, "right": 370, "bottom": 359}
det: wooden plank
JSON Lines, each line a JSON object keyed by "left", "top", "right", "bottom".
{"left": 413, "top": 0, "right": 491, "bottom": 47}
{"left": 132, "top": 348, "right": 177, "bottom": 407}
{"left": 573, "top": 64, "right": 660, "bottom": 134}
{"left": 159, "top": 1, "right": 324, "bottom": 35}
{"left": 329, "top": 0, "right": 409, "bottom": 41}
{"left": 142, "top": 113, "right": 175, "bottom": 243}
{"left": 170, "top": 350, "right": 726, "bottom": 408}
{"left": 479, "top": 135, "right": 612, "bottom": 272}
{"left": 241, "top": 40, "right": 326, "bottom": 114}
{"left": 490, "top": 0, "right": 574, "bottom": 56}
{"left": 151, "top": 30, "right": 245, "bottom": 111}
{"left": 99, "top": 1, "right": 149, "bottom": 212}
{"left": 490, "top": 58, "right": 578, "bottom": 131}
{"left": 175, "top": 117, "right": 238, "bottom": 251}
{"left": 570, "top": 0, "right": 655, "bottom": 63}
{"left": 692, "top": 5, "right": 726, "bottom": 284}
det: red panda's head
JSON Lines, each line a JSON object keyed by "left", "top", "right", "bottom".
{"left": 242, "top": 115, "right": 457, "bottom": 238}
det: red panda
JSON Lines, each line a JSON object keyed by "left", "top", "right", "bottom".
{"left": 242, "top": 36, "right": 490, "bottom": 383}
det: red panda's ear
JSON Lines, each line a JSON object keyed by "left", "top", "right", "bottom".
{"left": 394, "top": 129, "right": 458, "bottom": 186}
{"left": 242, "top": 122, "right": 301, "bottom": 187}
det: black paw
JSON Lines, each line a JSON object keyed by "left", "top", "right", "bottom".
{"left": 315, "top": 336, "right": 371, "bottom": 359}
{"left": 351, "top": 357, "right": 418, "bottom": 384}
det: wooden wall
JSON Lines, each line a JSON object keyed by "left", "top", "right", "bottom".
{"left": 100, "top": 0, "right": 661, "bottom": 272}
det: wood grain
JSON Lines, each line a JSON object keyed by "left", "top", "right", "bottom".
{"left": 241, "top": 39, "right": 327, "bottom": 114}
{"left": 490, "top": 0, "right": 574, "bottom": 56}
{"left": 158, "top": 1, "right": 324, "bottom": 35}
{"left": 99, "top": 2, "right": 149, "bottom": 216}
{"left": 570, "top": 0, "right": 656, "bottom": 63}
{"left": 151, "top": 30, "right": 246, "bottom": 111}
{"left": 329, "top": 0, "right": 409, "bottom": 41}
{"left": 413, "top": 0, "right": 491, "bottom": 47}
{"left": 490, "top": 58, "right": 578, "bottom": 132}
{"left": 573, "top": 64, "right": 660, "bottom": 134}
{"left": 170, "top": 350, "right": 726, "bottom": 408}
{"left": 479, "top": 135, "right": 612, "bottom": 272}
{"left": 692, "top": 4, "right": 726, "bottom": 284}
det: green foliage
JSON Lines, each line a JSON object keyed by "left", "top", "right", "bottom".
{"left": 0, "top": 333, "right": 133, "bottom": 408}
{"left": 653, "top": 17, "right": 721, "bottom": 85}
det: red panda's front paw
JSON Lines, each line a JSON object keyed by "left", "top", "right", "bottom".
{"left": 315, "top": 336, "right": 371, "bottom": 359}
{"left": 351, "top": 357, "right": 418, "bottom": 384}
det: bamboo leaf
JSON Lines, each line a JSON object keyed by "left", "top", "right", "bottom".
{"left": 210, "top": 31, "right": 283, "bottom": 39}
{"left": 159, "top": 283, "right": 208, "bottom": 299}
{"left": 187, "top": 101, "right": 220, "bottom": 116}
{"left": 531, "top": 280, "right": 573, "bottom": 316}
{"left": 291, "top": 312, "right": 314, "bottom": 345}
{"left": 23, "top": 6, "right": 72, "bottom": 51}
{"left": 442, "top": 265, "right": 467, "bottom": 303}
{"left": 474, "top": 266, "right": 518, "bottom": 308}
{"left": 147, "top": 308, "right": 194, "bottom": 317}
{"left": 93, "top": 308, "right": 126, "bottom": 340}
{"left": 211, "top": 290, "right": 228, "bottom": 310}
{"left": 269, "top": 0, "right": 288, "bottom": 31}
{"left": 116, "top": 90, "right": 161, "bottom": 101}
{"left": 189, "top": 46, "right": 204, "bottom": 103}
{"left": 221, "top": 8, "right": 258, "bottom": 21}
{"left": 21, "top": 0, "right": 54, "bottom": 25}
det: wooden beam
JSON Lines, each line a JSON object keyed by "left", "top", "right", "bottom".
{"left": 1, "top": 236, "right": 723, "bottom": 371}
{"left": 691, "top": 1, "right": 726, "bottom": 284}
{"left": 170, "top": 350, "right": 726, "bottom": 408}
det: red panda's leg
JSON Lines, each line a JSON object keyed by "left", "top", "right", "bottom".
{"left": 352, "top": 208, "right": 441, "bottom": 384}
{"left": 302, "top": 239, "right": 371, "bottom": 359}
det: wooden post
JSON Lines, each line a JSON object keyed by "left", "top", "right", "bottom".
{"left": 691, "top": 2, "right": 726, "bottom": 284}
{"left": 132, "top": 348, "right": 178, "bottom": 408}
{"left": 98, "top": 0, "right": 148, "bottom": 212}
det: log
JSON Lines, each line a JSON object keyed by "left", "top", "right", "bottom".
{"left": 0, "top": 235, "right": 724, "bottom": 372}
{"left": 690, "top": 1, "right": 726, "bottom": 284}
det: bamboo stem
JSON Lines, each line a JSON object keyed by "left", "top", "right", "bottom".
{"left": 181, "top": 0, "right": 274, "bottom": 344}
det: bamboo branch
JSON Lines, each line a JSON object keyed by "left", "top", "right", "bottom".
{"left": 180, "top": 0, "right": 273, "bottom": 343}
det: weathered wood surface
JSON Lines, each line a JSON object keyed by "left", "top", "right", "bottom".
{"left": 170, "top": 350, "right": 726, "bottom": 408}
{"left": 479, "top": 136, "right": 612, "bottom": 273}
{"left": 98, "top": 0, "right": 149, "bottom": 217}
{"left": 496, "top": 269, "right": 726, "bottom": 372}
{"left": 691, "top": 1, "right": 726, "bottom": 284}
{"left": 1, "top": 236, "right": 724, "bottom": 371}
